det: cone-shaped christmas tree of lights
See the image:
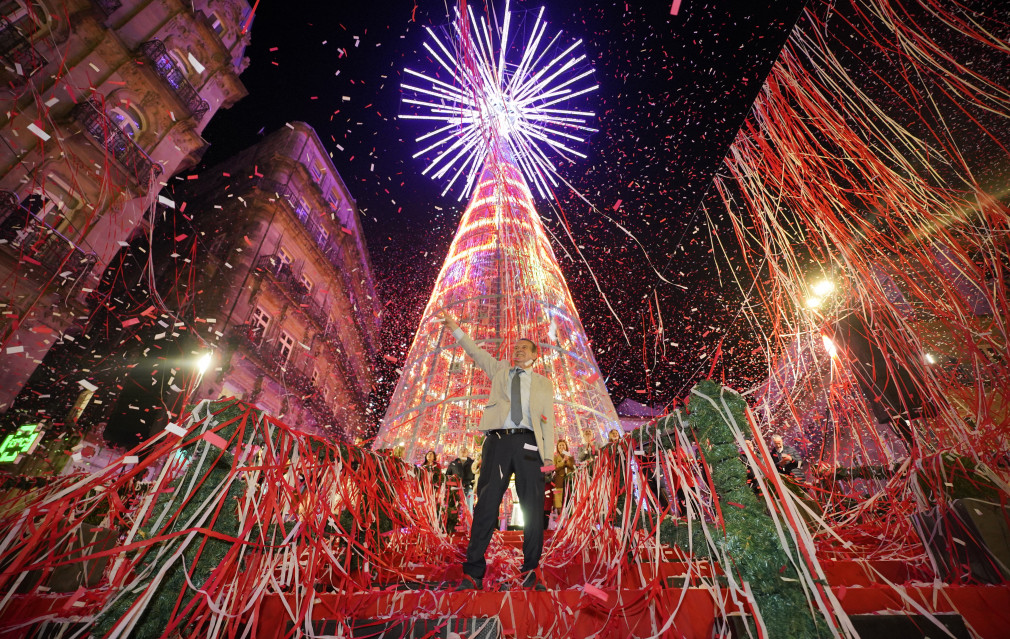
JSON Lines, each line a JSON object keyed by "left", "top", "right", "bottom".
{"left": 375, "top": 2, "right": 619, "bottom": 461}
{"left": 376, "top": 158, "right": 620, "bottom": 461}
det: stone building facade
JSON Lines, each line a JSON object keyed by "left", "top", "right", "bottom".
{"left": 172, "top": 122, "right": 382, "bottom": 438}
{"left": 0, "top": 0, "right": 251, "bottom": 410}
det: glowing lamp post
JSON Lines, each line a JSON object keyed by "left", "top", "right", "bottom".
{"left": 196, "top": 352, "right": 213, "bottom": 377}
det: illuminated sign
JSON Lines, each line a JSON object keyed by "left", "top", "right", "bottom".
{"left": 0, "top": 424, "right": 44, "bottom": 464}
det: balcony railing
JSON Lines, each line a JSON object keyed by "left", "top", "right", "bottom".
{"left": 139, "top": 40, "right": 209, "bottom": 122}
{"left": 90, "top": 0, "right": 122, "bottom": 16}
{"left": 228, "top": 325, "right": 341, "bottom": 428}
{"left": 71, "top": 97, "right": 163, "bottom": 185}
{"left": 256, "top": 178, "right": 349, "bottom": 266}
{"left": 0, "top": 16, "right": 47, "bottom": 82}
{"left": 230, "top": 326, "right": 302, "bottom": 382}
{"left": 0, "top": 192, "right": 97, "bottom": 282}
{"left": 253, "top": 255, "right": 368, "bottom": 405}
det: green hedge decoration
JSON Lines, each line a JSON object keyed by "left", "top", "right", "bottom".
{"left": 93, "top": 400, "right": 255, "bottom": 638}
{"left": 657, "top": 380, "right": 832, "bottom": 637}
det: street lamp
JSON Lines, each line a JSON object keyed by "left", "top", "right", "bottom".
{"left": 821, "top": 334, "right": 838, "bottom": 358}
{"left": 196, "top": 352, "right": 213, "bottom": 376}
{"left": 811, "top": 279, "right": 835, "bottom": 297}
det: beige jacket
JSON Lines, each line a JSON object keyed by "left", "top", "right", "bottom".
{"left": 454, "top": 330, "right": 556, "bottom": 464}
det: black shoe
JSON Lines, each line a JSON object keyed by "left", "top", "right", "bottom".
{"left": 521, "top": 571, "right": 546, "bottom": 591}
{"left": 455, "top": 575, "right": 483, "bottom": 591}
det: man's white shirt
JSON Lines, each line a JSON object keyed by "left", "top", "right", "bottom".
{"left": 452, "top": 327, "right": 533, "bottom": 431}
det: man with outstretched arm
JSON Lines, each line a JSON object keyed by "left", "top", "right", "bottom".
{"left": 438, "top": 310, "right": 555, "bottom": 591}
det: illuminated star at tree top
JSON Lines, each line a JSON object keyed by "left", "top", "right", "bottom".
{"left": 400, "top": 0, "right": 598, "bottom": 200}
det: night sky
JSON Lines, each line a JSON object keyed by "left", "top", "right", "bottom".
{"left": 198, "top": 0, "right": 806, "bottom": 428}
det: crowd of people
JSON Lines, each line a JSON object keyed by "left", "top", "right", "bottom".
{"left": 414, "top": 430, "right": 806, "bottom": 530}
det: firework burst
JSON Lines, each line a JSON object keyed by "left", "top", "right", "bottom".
{"left": 401, "top": 0, "right": 598, "bottom": 199}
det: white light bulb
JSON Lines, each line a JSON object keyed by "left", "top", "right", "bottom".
{"left": 196, "top": 352, "right": 212, "bottom": 375}
{"left": 812, "top": 280, "right": 835, "bottom": 297}
{"left": 821, "top": 335, "right": 838, "bottom": 358}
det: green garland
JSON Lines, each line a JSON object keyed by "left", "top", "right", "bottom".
{"left": 93, "top": 400, "right": 255, "bottom": 638}
{"left": 915, "top": 451, "right": 1003, "bottom": 503}
{"left": 653, "top": 380, "right": 832, "bottom": 637}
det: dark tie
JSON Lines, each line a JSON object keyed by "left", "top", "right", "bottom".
{"left": 510, "top": 369, "right": 523, "bottom": 427}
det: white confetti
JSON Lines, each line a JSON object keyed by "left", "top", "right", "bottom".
{"left": 27, "top": 123, "right": 50, "bottom": 141}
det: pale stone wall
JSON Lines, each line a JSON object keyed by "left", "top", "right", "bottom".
{"left": 0, "top": 0, "right": 250, "bottom": 410}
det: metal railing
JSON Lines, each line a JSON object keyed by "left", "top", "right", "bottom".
{"left": 0, "top": 16, "right": 47, "bottom": 82}
{"left": 229, "top": 326, "right": 301, "bottom": 383}
{"left": 253, "top": 177, "right": 379, "bottom": 360}
{"left": 0, "top": 192, "right": 97, "bottom": 281}
{"left": 255, "top": 254, "right": 321, "bottom": 323}
{"left": 228, "top": 325, "right": 341, "bottom": 427}
{"left": 139, "top": 40, "right": 209, "bottom": 122}
{"left": 256, "top": 178, "right": 349, "bottom": 266}
{"left": 71, "top": 97, "right": 162, "bottom": 185}
{"left": 254, "top": 254, "right": 363, "bottom": 396}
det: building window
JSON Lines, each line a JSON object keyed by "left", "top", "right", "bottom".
{"left": 209, "top": 12, "right": 226, "bottom": 36}
{"left": 1, "top": 0, "right": 51, "bottom": 38}
{"left": 109, "top": 104, "right": 144, "bottom": 139}
{"left": 168, "top": 49, "right": 191, "bottom": 76}
{"left": 32, "top": 175, "right": 84, "bottom": 235}
{"left": 310, "top": 368, "right": 319, "bottom": 387}
{"left": 277, "top": 247, "right": 293, "bottom": 269}
{"left": 325, "top": 189, "right": 340, "bottom": 210}
{"left": 308, "top": 160, "right": 324, "bottom": 182}
{"left": 299, "top": 273, "right": 313, "bottom": 294}
{"left": 278, "top": 331, "right": 295, "bottom": 363}
{"left": 251, "top": 306, "right": 270, "bottom": 344}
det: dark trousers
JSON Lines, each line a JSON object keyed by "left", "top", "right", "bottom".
{"left": 463, "top": 430, "right": 545, "bottom": 580}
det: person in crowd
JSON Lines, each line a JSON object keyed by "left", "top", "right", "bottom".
{"left": 770, "top": 435, "right": 803, "bottom": 479}
{"left": 439, "top": 311, "right": 555, "bottom": 592}
{"left": 543, "top": 469, "right": 555, "bottom": 528}
{"left": 577, "top": 428, "right": 598, "bottom": 465}
{"left": 552, "top": 439, "right": 576, "bottom": 514}
{"left": 421, "top": 450, "right": 442, "bottom": 487}
{"left": 446, "top": 447, "right": 476, "bottom": 499}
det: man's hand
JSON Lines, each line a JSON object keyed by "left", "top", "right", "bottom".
{"left": 438, "top": 311, "right": 460, "bottom": 332}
